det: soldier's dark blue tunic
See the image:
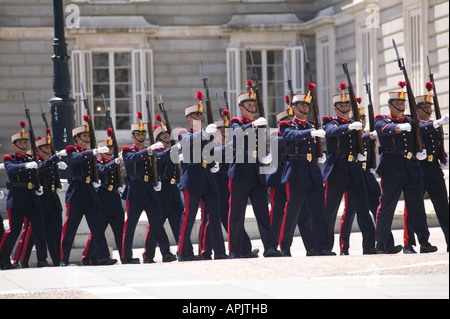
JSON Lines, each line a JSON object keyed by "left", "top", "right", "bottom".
{"left": 121, "top": 144, "right": 172, "bottom": 262}
{"left": 143, "top": 147, "right": 183, "bottom": 261}
{"left": 374, "top": 114, "right": 430, "bottom": 246}
{"left": 82, "top": 156, "right": 124, "bottom": 264}
{"left": 227, "top": 117, "right": 277, "bottom": 257}
{"left": 0, "top": 153, "right": 48, "bottom": 265}
{"left": 404, "top": 119, "right": 448, "bottom": 248}
{"left": 13, "top": 154, "right": 63, "bottom": 266}
{"left": 278, "top": 118, "right": 328, "bottom": 252}
{"left": 61, "top": 145, "right": 110, "bottom": 264}
{"left": 338, "top": 133, "right": 395, "bottom": 253}
{"left": 177, "top": 128, "right": 225, "bottom": 259}
{"left": 322, "top": 116, "right": 376, "bottom": 251}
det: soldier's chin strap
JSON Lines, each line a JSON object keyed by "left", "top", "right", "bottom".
{"left": 388, "top": 99, "right": 407, "bottom": 114}
{"left": 293, "top": 103, "right": 311, "bottom": 116}
{"left": 132, "top": 133, "right": 146, "bottom": 144}
{"left": 334, "top": 103, "right": 351, "bottom": 115}
{"left": 15, "top": 143, "right": 28, "bottom": 152}
{"left": 239, "top": 103, "right": 257, "bottom": 115}
{"left": 417, "top": 104, "right": 432, "bottom": 116}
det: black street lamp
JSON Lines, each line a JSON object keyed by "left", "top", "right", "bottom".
{"left": 48, "top": 0, "right": 75, "bottom": 174}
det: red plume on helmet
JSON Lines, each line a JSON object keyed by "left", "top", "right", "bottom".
{"left": 83, "top": 115, "right": 91, "bottom": 123}
{"left": 46, "top": 128, "right": 51, "bottom": 134}
{"left": 20, "top": 121, "right": 26, "bottom": 129}
{"left": 222, "top": 109, "right": 230, "bottom": 118}
{"left": 136, "top": 111, "right": 143, "bottom": 120}
{"left": 155, "top": 114, "right": 162, "bottom": 123}
{"left": 356, "top": 97, "right": 362, "bottom": 104}
{"left": 195, "top": 90, "right": 203, "bottom": 101}
{"left": 339, "top": 83, "right": 347, "bottom": 91}
{"left": 398, "top": 81, "right": 407, "bottom": 89}
{"left": 307, "top": 83, "right": 316, "bottom": 91}
{"left": 285, "top": 95, "right": 290, "bottom": 106}
{"left": 425, "top": 82, "right": 434, "bottom": 92}
{"left": 106, "top": 128, "right": 113, "bottom": 137}
{"left": 246, "top": 79, "right": 253, "bottom": 88}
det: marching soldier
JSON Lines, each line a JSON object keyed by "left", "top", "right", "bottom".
{"left": 0, "top": 122, "right": 50, "bottom": 269}
{"left": 374, "top": 82, "right": 437, "bottom": 254}
{"left": 278, "top": 91, "right": 334, "bottom": 256}
{"left": 177, "top": 92, "right": 227, "bottom": 261}
{"left": 12, "top": 133, "right": 66, "bottom": 267}
{"left": 82, "top": 135, "right": 125, "bottom": 265}
{"left": 338, "top": 104, "right": 396, "bottom": 255}
{"left": 403, "top": 83, "right": 449, "bottom": 253}
{"left": 142, "top": 120, "right": 183, "bottom": 263}
{"left": 322, "top": 83, "right": 376, "bottom": 254}
{"left": 121, "top": 112, "right": 177, "bottom": 264}
{"left": 227, "top": 83, "right": 281, "bottom": 259}
{"left": 269, "top": 107, "right": 316, "bottom": 255}
{"left": 61, "top": 116, "right": 117, "bottom": 266}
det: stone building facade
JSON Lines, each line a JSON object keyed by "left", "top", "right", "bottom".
{"left": 1, "top": 0, "right": 449, "bottom": 191}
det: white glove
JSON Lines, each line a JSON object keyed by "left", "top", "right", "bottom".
{"left": 357, "top": 152, "right": 367, "bottom": 162}
{"left": 348, "top": 121, "right": 363, "bottom": 131}
{"left": 434, "top": 114, "right": 449, "bottom": 128}
{"left": 118, "top": 185, "right": 126, "bottom": 195}
{"left": 35, "top": 186, "right": 44, "bottom": 196}
{"left": 115, "top": 156, "right": 123, "bottom": 165}
{"left": 57, "top": 149, "right": 67, "bottom": 157}
{"left": 57, "top": 162, "right": 67, "bottom": 170}
{"left": 0, "top": 190, "right": 4, "bottom": 199}
{"left": 153, "top": 181, "right": 162, "bottom": 192}
{"left": 370, "top": 130, "right": 378, "bottom": 140}
{"left": 178, "top": 153, "right": 184, "bottom": 163}
{"left": 0, "top": 163, "right": 4, "bottom": 170}
{"left": 260, "top": 153, "right": 272, "bottom": 165}
{"left": 252, "top": 117, "right": 267, "bottom": 128}
{"left": 205, "top": 124, "right": 218, "bottom": 134}
{"left": 150, "top": 142, "right": 164, "bottom": 151}
{"left": 311, "top": 129, "right": 326, "bottom": 138}
{"left": 416, "top": 149, "right": 427, "bottom": 161}
{"left": 440, "top": 157, "right": 449, "bottom": 170}
{"left": 210, "top": 162, "right": 220, "bottom": 173}
{"left": 397, "top": 123, "right": 411, "bottom": 132}
{"left": 317, "top": 153, "right": 327, "bottom": 164}
{"left": 25, "top": 162, "right": 38, "bottom": 170}
{"left": 92, "top": 180, "right": 101, "bottom": 188}
{"left": 94, "top": 146, "right": 109, "bottom": 156}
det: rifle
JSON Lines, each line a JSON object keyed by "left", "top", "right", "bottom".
{"left": 363, "top": 66, "right": 377, "bottom": 170}
{"left": 221, "top": 75, "right": 230, "bottom": 110}
{"left": 156, "top": 93, "right": 181, "bottom": 182}
{"left": 81, "top": 81, "right": 99, "bottom": 183}
{"left": 303, "top": 40, "right": 323, "bottom": 158}
{"left": 339, "top": 53, "right": 365, "bottom": 156}
{"left": 249, "top": 47, "right": 269, "bottom": 157}
{"left": 200, "top": 60, "right": 216, "bottom": 166}
{"left": 285, "top": 62, "right": 294, "bottom": 104}
{"left": 201, "top": 59, "right": 214, "bottom": 125}
{"left": 393, "top": 39, "right": 423, "bottom": 153}
{"left": 22, "top": 92, "right": 40, "bottom": 191}
{"left": 102, "top": 93, "right": 124, "bottom": 187}
{"left": 427, "top": 56, "right": 447, "bottom": 164}
{"left": 38, "top": 98, "right": 62, "bottom": 189}
{"left": 144, "top": 82, "right": 159, "bottom": 187}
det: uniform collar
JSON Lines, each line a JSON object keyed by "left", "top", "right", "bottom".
{"left": 14, "top": 152, "right": 28, "bottom": 159}
{"left": 133, "top": 144, "right": 143, "bottom": 151}
{"left": 335, "top": 115, "right": 351, "bottom": 123}
{"left": 241, "top": 117, "right": 254, "bottom": 124}
{"left": 293, "top": 116, "right": 307, "bottom": 126}
{"left": 76, "top": 145, "right": 87, "bottom": 152}
{"left": 389, "top": 113, "right": 405, "bottom": 122}
{"left": 99, "top": 157, "right": 111, "bottom": 163}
